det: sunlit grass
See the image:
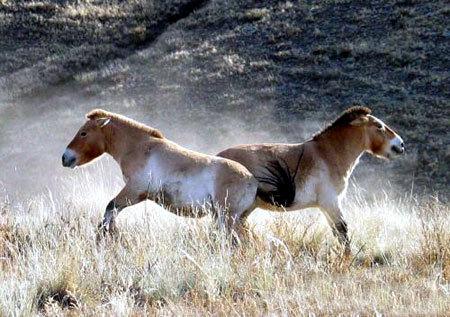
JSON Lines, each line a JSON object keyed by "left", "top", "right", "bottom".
{"left": 0, "top": 166, "right": 448, "bottom": 315}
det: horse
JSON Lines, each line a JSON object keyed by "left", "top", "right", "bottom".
{"left": 217, "top": 106, "right": 405, "bottom": 252}
{"left": 62, "top": 109, "right": 258, "bottom": 238}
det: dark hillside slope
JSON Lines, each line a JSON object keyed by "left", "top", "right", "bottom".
{"left": 0, "top": 0, "right": 448, "bottom": 198}
{"left": 159, "top": 0, "right": 449, "bottom": 196}
{"left": 0, "top": 0, "right": 208, "bottom": 95}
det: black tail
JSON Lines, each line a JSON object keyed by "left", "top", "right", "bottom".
{"left": 255, "top": 149, "right": 304, "bottom": 208}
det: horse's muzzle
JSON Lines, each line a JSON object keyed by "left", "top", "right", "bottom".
{"left": 62, "top": 149, "right": 77, "bottom": 168}
{"left": 391, "top": 142, "right": 404, "bottom": 155}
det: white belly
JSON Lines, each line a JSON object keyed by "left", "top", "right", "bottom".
{"left": 136, "top": 155, "right": 216, "bottom": 209}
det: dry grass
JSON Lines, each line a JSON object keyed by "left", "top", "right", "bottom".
{"left": 0, "top": 167, "right": 449, "bottom": 315}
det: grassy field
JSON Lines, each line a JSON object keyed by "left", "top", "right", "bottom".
{"left": 0, "top": 165, "right": 449, "bottom": 315}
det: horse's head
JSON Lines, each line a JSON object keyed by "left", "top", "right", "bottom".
{"left": 350, "top": 112, "right": 404, "bottom": 159}
{"left": 62, "top": 115, "right": 111, "bottom": 168}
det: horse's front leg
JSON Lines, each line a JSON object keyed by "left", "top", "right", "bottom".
{"left": 319, "top": 196, "right": 350, "bottom": 254}
{"left": 99, "top": 200, "right": 124, "bottom": 236}
{"left": 98, "top": 183, "right": 144, "bottom": 236}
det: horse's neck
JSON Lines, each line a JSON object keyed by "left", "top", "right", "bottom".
{"left": 104, "top": 122, "right": 145, "bottom": 164}
{"left": 317, "top": 127, "right": 366, "bottom": 182}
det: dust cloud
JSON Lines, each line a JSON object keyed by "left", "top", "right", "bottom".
{"left": 0, "top": 83, "right": 322, "bottom": 204}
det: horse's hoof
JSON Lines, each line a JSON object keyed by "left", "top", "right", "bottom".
{"left": 344, "top": 249, "right": 351, "bottom": 258}
{"left": 96, "top": 223, "right": 109, "bottom": 243}
{"left": 343, "top": 245, "right": 351, "bottom": 258}
{"left": 97, "top": 223, "right": 108, "bottom": 233}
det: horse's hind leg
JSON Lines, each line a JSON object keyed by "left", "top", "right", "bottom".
{"left": 226, "top": 194, "right": 258, "bottom": 245}
{"left": 231, "top": 199, "right": 258, "bottom": 244}
{"left": 209, "top": 197, "right": 246, "bottom": 245}
{"left": 213, "top": 176, "right": 258, "bottom": 245}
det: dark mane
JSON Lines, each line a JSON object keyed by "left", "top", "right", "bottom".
{"left": 313, "top": 106, "right": 371, "bottom": 140}
{"left": 86, "top": 109, "right": 164, "bottom": 139}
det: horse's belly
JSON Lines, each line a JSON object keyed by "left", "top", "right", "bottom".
{"left": 146, "top": 171, "right": 216, "bottom": 217}
{"left": 171, "top": 174, "right": 215, "bottom": 204}
{"left": 256, "top": 197, "right": 318, "bottom": 212}
{"left": 154, "top": 184, "right": 213, "bottom": 218}
{"left": 140, "top": 156, "right": 216, "bottom": 209}
{"left": 164, "top": 203, "right": 209, "bottom": 218}
{"left": 256, "top": 180, "right": 318, "bottom": 212}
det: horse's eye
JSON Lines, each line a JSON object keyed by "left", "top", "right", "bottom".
{"left": 80, "top": 131, "right": 87, "bottom": 137}
{"left": 376, "top": 124, "right": 383, "bottom": 130}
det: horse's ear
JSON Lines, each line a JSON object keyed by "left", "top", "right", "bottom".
{"left": 96, "top": 117, "right": 111, "bottom": 128}
{"left": 349, "top": 115, "right": 369, "bottom": 126}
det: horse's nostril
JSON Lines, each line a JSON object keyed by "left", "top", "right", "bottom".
{"left": 391, "top": 145, "right": 404, "bottom": 154}
{"left": 62, "top": 154, "right": 68, "bottom": 166}
{"left": 401, "top": 142, "right": 404, "bottom": 148}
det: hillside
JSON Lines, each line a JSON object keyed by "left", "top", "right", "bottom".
{"left": 0, "top": 0, "right": 449, "bottom": 198}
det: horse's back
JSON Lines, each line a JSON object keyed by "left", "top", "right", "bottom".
{"left": 218, "top": 141, "right": 325, "bottom": 211}
{"left": 168, "top": 142, "right": 258, "bottom": 212}
{"left": 218, "top": 143, "right": 308, "bottom": 180}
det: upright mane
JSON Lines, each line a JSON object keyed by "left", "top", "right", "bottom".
{"left": 86, "top": 109, "right": 164, "bottom": 139}
{"left": 313, "top": 106, "right": 371, "bottom": 140}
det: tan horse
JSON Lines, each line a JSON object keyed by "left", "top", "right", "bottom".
{"left": 62, "top": 109, "right": 258, "bottom": 237}
{"left": 218, "top": 106, "right": 404, "bottom": 252}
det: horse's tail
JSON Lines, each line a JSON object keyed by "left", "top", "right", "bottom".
{"left": 255, "top": 149, "right": 304, "bottom": 208}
